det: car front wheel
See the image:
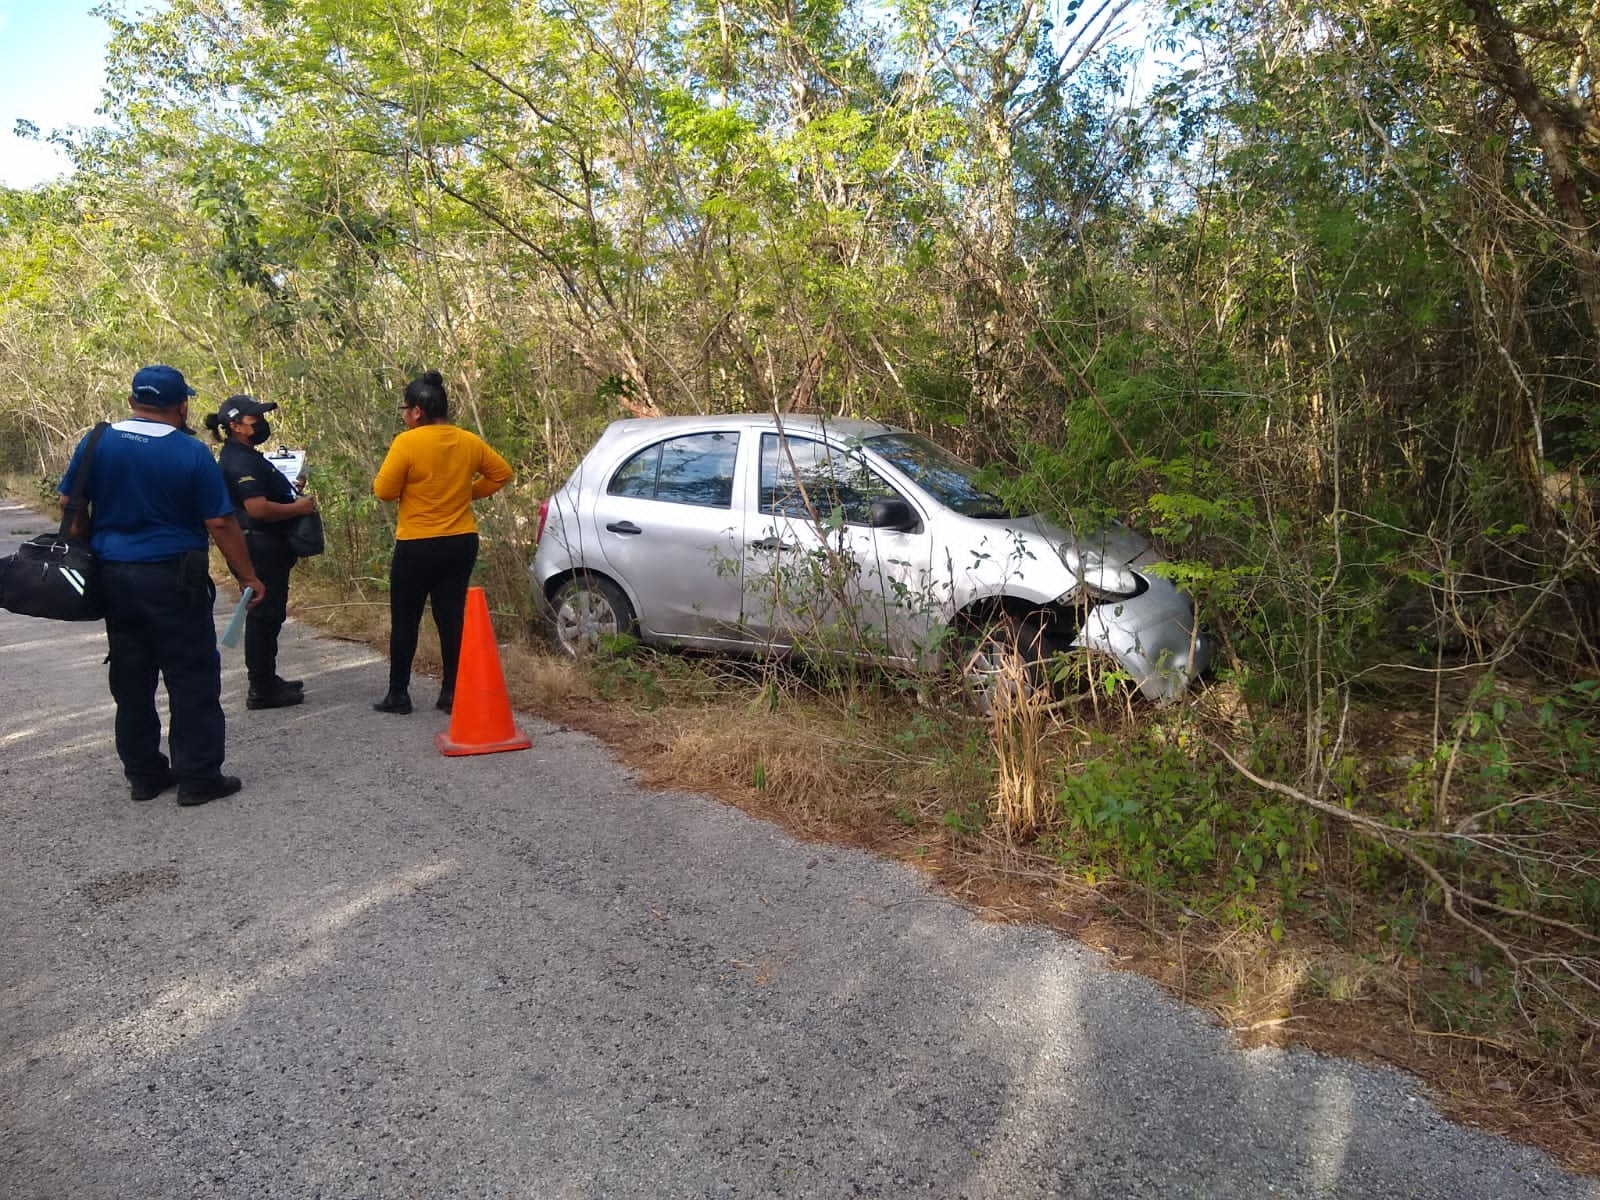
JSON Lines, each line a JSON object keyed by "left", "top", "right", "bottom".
{"left": 960, "top": 614, "right": 1050, "bottom": 714}
{"left": 549, "top": 575, "right": 638, "bottom": 657}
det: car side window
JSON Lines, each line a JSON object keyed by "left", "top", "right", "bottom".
{"left": 607, "top": 432, "right": 739, "bottom": 508}
{"left": 759, "top": 434, "right": 900, "bottom": 525}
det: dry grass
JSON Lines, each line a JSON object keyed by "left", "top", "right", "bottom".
{"left": 500, "top": 636, "right": 598, "bottom": 711}
{"left": 989, "top": 657, "right": 1054, "bottom": 839}
{"left": 661, "top": 718, "right": 848, "bottom": 811}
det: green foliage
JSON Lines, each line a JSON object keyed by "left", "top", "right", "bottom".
{"left": 1045, "top": 731, "right": 1315, "bottom": 901}
{"left": 1404, "top": 675, "right": 1600, "bottom": 928}
{"left": 586, "top": 636, "right": 669, "bottom": 707}
{"left": 940, "top": 799, "right": 985, "bottom": 834}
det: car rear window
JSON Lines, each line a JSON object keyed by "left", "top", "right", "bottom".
{"left": 607, "top": 432, "right": 739, "bottom": 508}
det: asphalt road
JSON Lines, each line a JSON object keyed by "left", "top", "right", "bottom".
{"left": 2, "top": 495, "right": 1595, "bottom": 1200}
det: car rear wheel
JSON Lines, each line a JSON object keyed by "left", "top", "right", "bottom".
{"left": 549, "top": 575, "right": 638, "bottom": 657}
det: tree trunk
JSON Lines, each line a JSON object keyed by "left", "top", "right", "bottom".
{"left": 1465, "top": 0, "right": 1600, "bottom": 346}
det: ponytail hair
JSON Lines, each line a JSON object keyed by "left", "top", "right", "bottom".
{"left": 202, "top": 411, "right": 228, "bottom": 442}
{"left": 404, "top": 370, "right": 449, "bottom": 422}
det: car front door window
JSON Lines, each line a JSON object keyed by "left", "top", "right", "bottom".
{"left": 745, "top": 433, "right": 933, "bottom": 656}
{"left": 759, "top": 434, "right": 899, "bottom": 525}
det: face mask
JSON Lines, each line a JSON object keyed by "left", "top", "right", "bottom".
{"left": 249, "top": 418, "right": 272, "bottom": 446}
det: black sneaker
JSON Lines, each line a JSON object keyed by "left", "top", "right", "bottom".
{"left": 435, "top": 691, "right": 454, "bottom": 714}
{"left": 272, "top": 676, "right": 305, "bottom": 692}
{"left": 372, "top": 690, "right": 413, "bottom": 715}
{"left": 129, "top": 770, "right": 177, "bottom": 803}
{"left": 177, "top": 775, "right": 243, "bottom": 807}
{"left": 247, "top": 682, "right": 306, "bottom": 710}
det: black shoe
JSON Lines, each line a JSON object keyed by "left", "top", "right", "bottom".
{"left": 177, "top": 775, "right": 243, "bottom": 807}
{"left": 129, "top": 770, "right": 177, "bottom": 803}
{"left": 272, "top": 676, "right": 304, "bottom": 693}
{"left": 247, "top": 682, "right": 306, "bottom": 710}
{"left": 435, "top": 691, "right": 454, "bottom": 714}
{"left": 373, "top": 690, "right": 413, "bottom": 715}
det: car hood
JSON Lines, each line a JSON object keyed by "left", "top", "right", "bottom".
{"left": 990, "top": 514, "right": 1154, "bottom": 568}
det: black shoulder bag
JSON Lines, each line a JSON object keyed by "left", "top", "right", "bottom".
{"left": 283, "top": 509, "right": 325, "bottom": 557}
{"left": 0, "top": 422, "right": 110, "bottom": 621}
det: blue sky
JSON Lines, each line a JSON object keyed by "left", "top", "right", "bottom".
{"left": 0, "top": 0, "right": 111, "bottom": 188}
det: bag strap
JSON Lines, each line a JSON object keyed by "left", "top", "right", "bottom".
{"left": 59, "top": 421, "right": 111, "bottom": 540}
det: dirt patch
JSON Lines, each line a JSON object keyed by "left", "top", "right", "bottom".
{"left": 77, "top": 866, "right": 182, "bottom": 909}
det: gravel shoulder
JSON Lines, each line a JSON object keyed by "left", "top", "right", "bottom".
{"left": 2, "top": 496, "right": 1595, "bottom": 1200}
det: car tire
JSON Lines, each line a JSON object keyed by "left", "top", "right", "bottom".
{"left": 959, "top": 614, "right": 1051, "bottom": 715}
{"left": 549, "top": 575, "right": 638, "bottom": 657}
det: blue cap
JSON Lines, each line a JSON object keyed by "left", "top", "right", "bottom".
{"left": 130, "top": 364, "right": 197, "bottom": 407}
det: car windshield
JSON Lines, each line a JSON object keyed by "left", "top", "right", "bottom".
{"left": 864, "top": 433, "right": 1011, "bottom": 518}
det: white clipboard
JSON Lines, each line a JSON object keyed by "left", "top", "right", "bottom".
{"left": 266, "top": 448, "right": 306, "bottom": 486}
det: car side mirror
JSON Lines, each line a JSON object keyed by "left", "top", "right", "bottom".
{"left": 869, "top": 498, "right": 918, "bottom": 532}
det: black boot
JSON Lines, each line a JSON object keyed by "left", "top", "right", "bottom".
{"left": 247, "top": 680, "right": 306, "bottom": 710}
{"left": 177, "top": 775, "right": 243, "bottom": 807}
{"left": 373, "top": 689, "right": 413, "bottom": 715}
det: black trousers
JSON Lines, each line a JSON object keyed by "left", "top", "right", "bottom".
{"left": 387, "top": 533, "right": 478, "bottom": 696}
{"left": 102, "top": 555, "right": 227, "bottom": 789}
{"left": 244, "top": 533, "right": 296, "bottom": 688}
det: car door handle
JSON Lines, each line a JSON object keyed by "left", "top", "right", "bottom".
{"left": 605, "top": 521, "right": 642, "bottom": 535}
{"left": 750, "top": 537, "right": 798, "bottom": 552}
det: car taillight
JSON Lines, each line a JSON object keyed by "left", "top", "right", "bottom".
{"left": 535, "top": 499, "right": 550, "bottom": 543}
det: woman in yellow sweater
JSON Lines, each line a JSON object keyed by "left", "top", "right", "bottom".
{"left": 372, "top": 371, "right": 513, "bottom": 715}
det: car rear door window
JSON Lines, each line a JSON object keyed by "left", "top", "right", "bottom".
{"left": 607, "top": 432, "right": 739, "bottom": 508}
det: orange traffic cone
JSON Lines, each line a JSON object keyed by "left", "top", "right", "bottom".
{"left": 436, "top": 586, "right": 532, "bottom": 757}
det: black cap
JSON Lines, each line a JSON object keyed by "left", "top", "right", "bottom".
{"left": 219, "top": 394, "right": 278, "bottom": 423}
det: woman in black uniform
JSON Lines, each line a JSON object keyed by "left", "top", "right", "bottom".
{"left": 204, "top": 394, "right": 319, "bottom": 709}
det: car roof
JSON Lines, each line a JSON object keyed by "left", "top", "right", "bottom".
{"left": 593, "top": 413, "right": 907, "bottom": 448}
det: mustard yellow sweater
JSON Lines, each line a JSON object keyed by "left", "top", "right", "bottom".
{"left": 373, "top": 423, "right": 513, "bottom": 540}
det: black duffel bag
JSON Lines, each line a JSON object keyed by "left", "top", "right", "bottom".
{"left": 0, "top": 422, "right": 109, "bottom": 622}
{"left": 0, "top": 533, "right": 104, "bottom": 620}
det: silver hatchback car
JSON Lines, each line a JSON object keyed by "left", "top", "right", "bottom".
{"left": 531, "top": 415, "right": 1213, "bottom": 702}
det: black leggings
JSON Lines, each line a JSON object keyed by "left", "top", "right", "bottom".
{"left": 387, "top": 533, "right": 479, "bottom": 696}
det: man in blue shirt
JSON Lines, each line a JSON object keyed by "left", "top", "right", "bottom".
{"left": 59, "top": 365, "right": 266, "bottom": 806}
